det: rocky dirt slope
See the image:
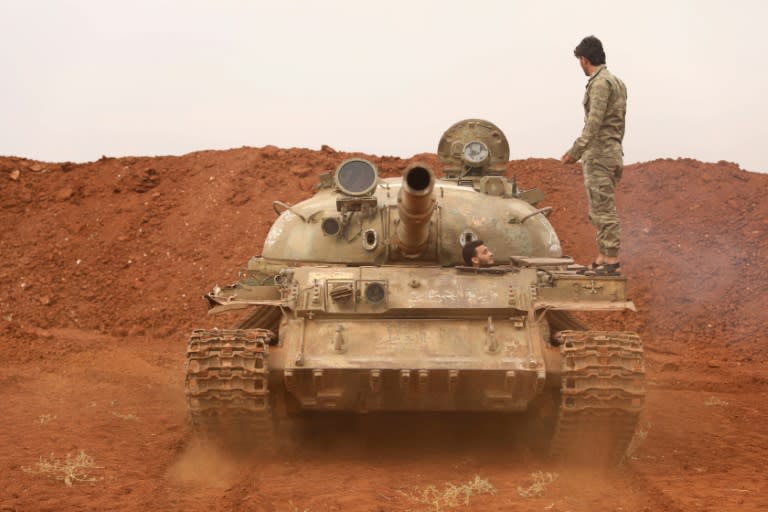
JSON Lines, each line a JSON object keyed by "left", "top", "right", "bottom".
{"left": 1, "top": 148, "right": 766, "bottom": 511}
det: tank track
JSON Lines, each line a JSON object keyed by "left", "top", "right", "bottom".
{"left": 185, "top": 328, "right": 276, "bottom": 449}
{"left": 549, "top": 330, "right": 645, "bottom": 464}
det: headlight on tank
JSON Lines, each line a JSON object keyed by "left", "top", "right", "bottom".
{"left": 321, "top": 216, "right": 342, "bottom": 237}
{"left": 363, "top": 281, "right": 387, "bottom": 304}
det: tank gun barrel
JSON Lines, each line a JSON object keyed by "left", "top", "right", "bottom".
{"left": 395, "top": 164, "right": 436, "bottom": 258}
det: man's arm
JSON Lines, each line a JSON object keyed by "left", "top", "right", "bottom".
{"left": 564, "top": 78, "right": 612, "bottom": 162}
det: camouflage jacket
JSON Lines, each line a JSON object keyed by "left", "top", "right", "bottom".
{"left": 567, "top": 65, "right": 627, "bottom": 161}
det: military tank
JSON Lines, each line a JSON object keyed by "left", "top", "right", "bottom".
{"left": 185, "top": 119, "right": 644, "bottom": 463}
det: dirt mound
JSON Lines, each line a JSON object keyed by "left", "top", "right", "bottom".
{"left": 2, "top": 148, "right": 768, "bottom": 511}
{"left": 2, "top": 151, "right": 765, "bottom": 359}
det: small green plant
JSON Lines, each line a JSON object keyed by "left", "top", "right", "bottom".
{"left": 22, "top": 450, "right": 103, "bottom": 486}
{"left": 403, "top": 475, "right": 496, "bottom": 511}
{"left": 517, "top": 471, "right": 558, "bottom": 498}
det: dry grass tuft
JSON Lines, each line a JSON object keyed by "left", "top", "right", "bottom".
{"left": 111, "top": 411, "right": 140, "bottom": 421}
{"left": 288, "top": 501, "right": 311, "bottom": 512}
{"left": 402, "top": 475, "right": 496, "bottom": 511}
{"left": 705, "top": 396, "right": 729, "bottom": 407}
{"left": 517, "top": 471, "right": 558, "bottom": 498}
{"left": 624, "top": 422, "right": 652, "bottom": 460}
{"left": 36, "top": 414, "right": 56, "bottom": 425}
{"left": 22, "top": 450, "right": 103, "bottom": 486}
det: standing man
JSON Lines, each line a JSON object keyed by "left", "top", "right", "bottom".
{"left": 561, "top": 35, "right": 627, "bottom": 276}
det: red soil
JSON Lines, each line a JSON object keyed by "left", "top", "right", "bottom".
{"left": 1, "top": 147, "right": 766, "bottom": 511}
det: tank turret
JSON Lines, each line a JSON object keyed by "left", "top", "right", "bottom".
{"left": 260, "top": 120, "right": 558, "bottom": 266}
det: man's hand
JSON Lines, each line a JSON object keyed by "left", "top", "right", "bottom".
{"left": 560, "top": 151, "right": 576, "bottom": 164}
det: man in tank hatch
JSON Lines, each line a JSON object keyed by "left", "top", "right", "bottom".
{"left": 463, "top": 239, "right": 495, "bottom": 268}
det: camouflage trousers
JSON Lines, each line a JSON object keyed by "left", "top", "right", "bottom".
{"left": 582, "top": 153, "right": 623, "bottom": 258}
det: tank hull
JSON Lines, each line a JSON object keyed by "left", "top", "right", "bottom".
{"left": 271, "top": 316, "right": 547, "bottom": 412}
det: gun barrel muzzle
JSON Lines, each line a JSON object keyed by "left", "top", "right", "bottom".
{"left": 395, "top": 164, "right": 436, "bottom": 258}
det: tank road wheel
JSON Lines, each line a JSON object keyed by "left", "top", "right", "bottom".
{"left": 549, "top": 331, "right": 645, "bottom": 465}
{"left": 185, "top": 328, "right": 276, "bottom": 452}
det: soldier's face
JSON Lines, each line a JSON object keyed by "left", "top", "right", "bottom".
{"left": 473, "top": 245, "right": 494, "bottom": 267}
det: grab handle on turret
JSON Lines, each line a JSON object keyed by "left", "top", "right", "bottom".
{"left": 272, "top": 200, "right": 308, "bottom": 222}
{"left": 520, "top": 207, "right": 553, "bottom": 224}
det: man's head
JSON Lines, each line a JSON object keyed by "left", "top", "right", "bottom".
{"left": 462, "top": 239, "right": 494, "bottom": 267}
{"left": 574, "top": 35, "right": 606, "bottom": 75}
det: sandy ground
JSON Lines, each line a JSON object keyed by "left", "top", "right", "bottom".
{"left": 1, "top": 147, "right": 767, "bottom": 511}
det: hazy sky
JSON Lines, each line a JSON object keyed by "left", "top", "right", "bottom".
{"left": 2, "top": 1, "right": 767, "bottom": 172}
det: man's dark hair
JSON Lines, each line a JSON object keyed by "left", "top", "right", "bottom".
{"left": 462, "top": 239, "right": 484, "bottom": 266}
{"left": 574, "top": 35, "right": 606, "bottom": 66}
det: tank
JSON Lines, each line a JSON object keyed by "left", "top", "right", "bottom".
{"left": 185, "top": 119, "right": 645, "bottom": 464}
